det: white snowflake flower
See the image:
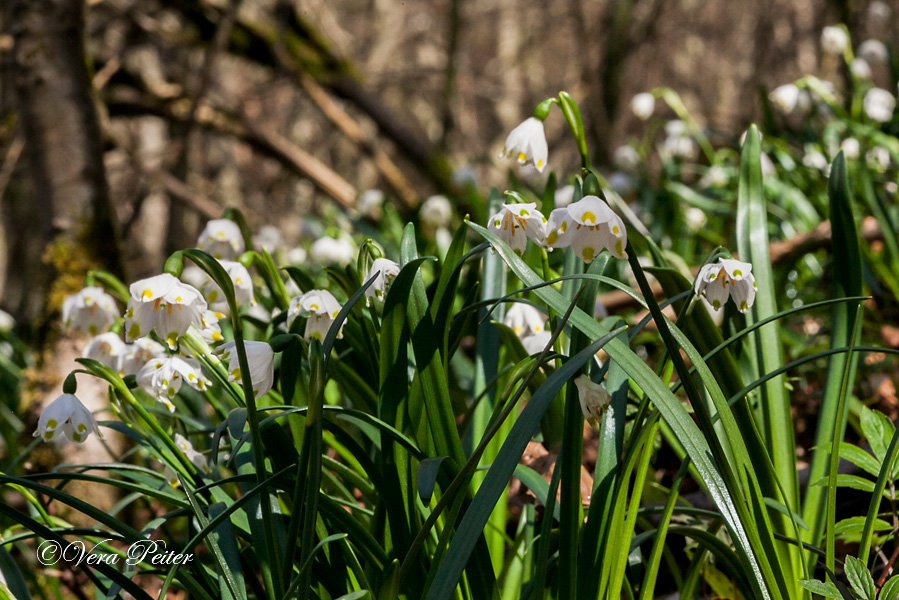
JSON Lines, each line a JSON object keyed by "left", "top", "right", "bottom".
{"left": 216, "top": 340, "right": 274, "bottom": 399}
{"left": 34, "top": 394, "right": 103, "bottom": 443}
{"left": 487, "top": 203, "right": 547, "bottom": 256}
{"left": 864, "top": 88, "right": 896, "bottom": 122}
{"left": 364, "top": 258, "right": 400, "bottom": 305}
{"left": 310, "top": 237, "right": 355, "bottom": 266}
{"left": 821, "top": 26, "right": 849, "bottom": 55}
{"left": 545, "top": 195, "right": 627, "bottom": 262}
{"left": 693, "top": 258, "right": 757, "bottom": 314}
{"left": 503, "top": 303, "right": 546, "bottom": 340}
{"left": 62, "top": 287, "right": 119, "bottom": 336}
{"left": 288, "top": 290, "right": 344, "bottom": 342}
{"left": 124, "top": 274, "right": 206, "bottom": 350}
{"left": 137, "top": 355, "right": 211, "bottom": 412}
{"left": 631, "top": 93, "right": 655, "bottom": 120}
{"left": 574, "top": 375, "right": 611, "bottom": 427}
{"left": 420, "top": 195, "right": 453, "bottom": 228}
{"left": 175, "top": 433, "right": 212, "bottom": 474}
{"left": 116, "top": 338, "right": 166, "bottom": 376}
{"left": 82, "top": 332, "right": 127, "bottom": 371}
{"left": 769, "top": 84, "right": 801, "bottom": 113}
{"left": 197, "top": 219, "right": 245, "bottom": 260}
{"left": 499, "top": 117, "right": 549, "bottom": 172}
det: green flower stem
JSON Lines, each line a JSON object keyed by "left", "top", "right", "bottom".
{"left": 557, "top": 92, "right": 589, "bottom": 168}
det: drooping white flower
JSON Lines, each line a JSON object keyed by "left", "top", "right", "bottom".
{"left": 821, "top": 26, "right": 849, "bottom": 55}
{"left": 851, "top": 58, "right": 873, "bottom": 79}
{"left": 660, "top": 120, "right": 697, "bottom": 161}
{"left": 803, "top": 146, "right": 829, "bottom": 170}
{"left": 197, "top": 219, "right": 245, "bottom": 260}
{"left": 0, "top": 309, "right": 13, "bottom": 331}
{"left": 769, "top": 84, "right": 801, "bottom": 113}
{"left": 858, "top": 39, "right": 889, "bottom": 63}
{"left": 613, "top": 145, "right": 640, "bottom": 172}
{"left": 198, "top": 310, "right": 225, "bottom": 345}
{"left": 545, "top": 195, "right": 627, "bottom": 262}
{"left": 364, "top": 258, "right": 400, "bottom": 305}
{"left": 864, "top": 87, "right": 896, "bottom": 122}
{"left": 487, "top": 203, "right": 546, "bottom": 256}
{"left": 216, "top": 340, "right": 274, "bottom": 399}
{"left": 82, "top": 332, "right": 127, "bottom": 370}
{"left": 554, "top": 185, "right": 575, "bottom": 208}
{"left": 357, "top": 189, "right": 385, "bottom": 219}
{"left": 116, "top": 338, "right": 166, "bottom": 376}
{"left": 684, "top": 207, "right": 708, "bottom": 231}
{"left": 521, "top": 330, "right": 552, "bottom": 355}
{"left": 137, "top": 355, "right": 211, "bottom": 411}
{"left": 499, "top": 117, "right": 548, "bottom": 172}
{"left": 699, "top": 165, "right": 729, "bottom": 188}
{"left": 631, "top": 93, "right": 655, "bottom": 120}
{"left": 253, "top": 226, "right": 283, "bottom": 254}
{"left": 503, "top": 303, "right": 546, "bottom": 339}
{"left": 867, "top": 146, "right": 891, "bottom": 171}
{"left": 288, "top": 290, "right": 343, "bottom": 341}
{"left": 574, "top": 375, "right": 611, "bottom": 426}
{"left": 420, "top": 195, "right": 453, "bottom": 228}
{"left": 867, "top": 1, "right": 891, "bottom": 21}
{"left": 34, "top": 394, "right": 103, "bottom": 443}
{"left": 310, "top": 237, "right": 355, "bottom": 266}
{"left": 285, "top": 247, "right": 307, "bottom": 265}
{"left": 841, "top": 138, "right": 861, "bottom": 159}
{"left": 125, "top": 274, "right": 207, "bottom": 350}
{"left": 199, "top": 260, "right": 255, "bottom": 311}
{"left": 693, "top": 258, "right": 757, "bottom": 314}
{"left": 62, "top": 287, "right": 119, "bottom": 336}
{"left": 175, "top": 433, "right": 212, "bottom": 474}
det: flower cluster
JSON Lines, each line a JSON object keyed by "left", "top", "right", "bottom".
{"left": 488, "top": 195, "right": 628, "bottom": 263}
{"left": 694, "top": 258, "right": 757, "bottom": 313}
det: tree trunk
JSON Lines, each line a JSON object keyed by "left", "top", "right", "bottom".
{"left": 9, "top": 0, "right": 121, "bottom": 324}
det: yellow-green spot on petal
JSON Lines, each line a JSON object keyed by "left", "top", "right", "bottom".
{"left": 537, "top": 160, "right": 544, "bottom": 168}
{"left": 582, "top": 211, "right": 596, "bottom": 224}
{"left": 89, "top": 325, "right": 98, "bottom": 335}
{"left": 71, "top": 432, "right": 82, "bottom": 442}
{"left": 208, "top": 291, "right": 218, "bottom": 301}
{"left": 520, "top": 209, "right": 529, "bottom": 216}
{"left": 77, "top": 424, "right": 86, "bottom": 433}
{"left": 128, "top": 323, "right": 141, "bottom": 339}
{"left": 44, "top": 432, "right": 54, "bottom": 440}
{"left": 47, "top": 419, "right": 57, "bottom": 429}
{"left": 713, "top": 300, "right": 721, "bottom": 310}
{"left": 612, "top": 225, "right": 619, "bottom": 235}
{"left": 582, "top": 247, "right": 595, "bottom": 262}
{"left": 230, "top": 368, "right": 241, "bottom": 381}
{"left": 560, "top": 222, "right": 567, "bottom": 232}
{"left": 615, "top": 239, "right": 624, "bottom": 257}
{"left": 733, "top": 270, "right": 742, "bottom": 278}
{"left": 546, "top": 231, "right": 558, "bottom": 245}
{"left": 142, "top": 289, "right": 153, "bottom": 299}
{"left": 166, "top": 332, "right": 178, "bottom": 348}
{"left": 494, "top": 219, "right": 500, "bottom": 227}
{"left": 741, "top": 301, "right": 748, "bottom": 311}
{"left": 213, "top": 332, "right": 223, "bottom": 341}
{"left": 517, "top": 152, "right": 526, "bottom": 162}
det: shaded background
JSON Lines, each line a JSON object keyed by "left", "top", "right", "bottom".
{"left": 0, "top": 0, "right": 895, "bottom": 328}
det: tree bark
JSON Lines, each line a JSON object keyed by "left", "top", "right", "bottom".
{"left": 9, "top": 0, "right": 121, "bottom": 322}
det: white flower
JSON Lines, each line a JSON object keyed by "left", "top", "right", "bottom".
{"left": 803, "top": 146, "right": 829, "bottom": 170}
{"left": 285, "top": 247, "right": 307, "bottom": 265}
{"left": 841, "top": 138, "right": 861, "bottom": 160}
{"left": 253, "top": 225, "right": 283, "bottom": 254}
{"left": 199, "top": 260, "right": 255, "bottom": 311}
{"left": 364, "top": 258, "right": 400, "bottom": 305}
{"left": 613, "top": 145, "right": 640, "bottom": 172}
{"left": 521, "top": 330, "right": 552, "bottom": 355}
{"left": 175, "top": 433, "right": 212, "bottom": 474}
{"left": 117, "top": 338, "right": 166, "bottom": 376}
{"left": 137, "top": 355, "right": 211, "bottom": 412}
{"left": 197, "top": 219, "right": 245, "bottom": 260}
{"left": 769, "top": 84, "right": 801, "bottom": 113}
{"left": 821, "top": 26, "right": 849, "bottom": 55}
{"left": 197, "top": 310, "right": 225, "bottom": 345}
{"left": 503, "top": 303, "right": 546, "bottom": 339}
{"left": 499, "top": 117, "right": 548, "bottom": 172}
{"left": 699, "top": 165, "right": 728, "bottom": 188}
{"left": 124, "top": 274, "right": 206, "bottom": 349}
{"left": 864, "top": 88, "right": 896, "bottom": 122}
{"left": 851, "top": 58, "right": 872, "bottom": 79}
{"left": 82, "top": 332, "right": 126, "bottom": 370}
{"left": 545, "top": 195, "right": 627, "bottom": 262}
{"left": 574, "top": 375, "right": 610, "bottom": 426}
{"left": 867, "top": 1, "right": 891, "bottom": 21}
{"left": 62, "top": 287, "right": 118, "bottom": 336}
{"left": 859, "top": 39, "right": 889, "bottom": 63}
{"left": 693, "top": 258, "right": 757, "bottom": 313}
{"left": 0, "top": 309, "right": 13, "bottom": 331}
{"left": 488, "top": 203, "right": 546, "bottom": 256}
{"left": 288, "top": 290, "right": 343, "bottom": 341}
{"left": 867, "top": 146, "right": 891, "bottom": 171}
{"left": 34, "top": 394, "right": 103, "bottom": 443}
{"left": 660, "top": 120, "right": 697, "bottom": 161}
{"left": 684, "top": 207, "right": 708, "bottom": 231}
{"left": 310, "top": 237, "right": 355, "bottom": 266}
{"left": 554, "top": 185, "right": 575, "bottom": 208}
{"left": 216, "top": 341, "right": 274, "bottom": 399}
{"left": 420, "top": 195, "right": 453, "bottom": 228}
{"left": 357, "top": 189, "right": 385, "bottom": 218}
{"left": 631, "top": 93, "right": 655, "bottom": 120}
{"left": 760, "top": 153, "right": 776, "bottom": 178}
